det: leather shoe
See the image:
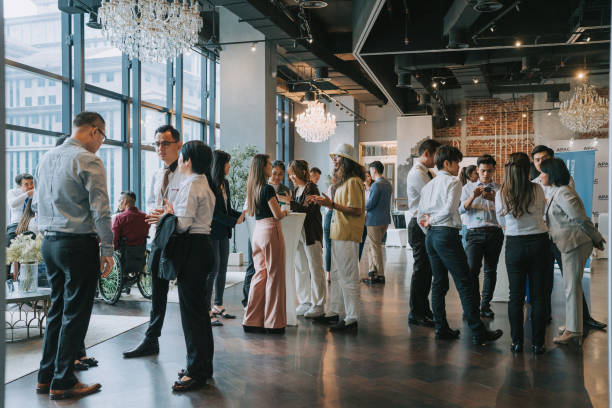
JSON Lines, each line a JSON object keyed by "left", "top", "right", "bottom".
{"left": 532, "top": 345, "right": 546, "bottom": 355}
{"left": 435, "top": 327, "right": 460, "bottom": 340}
{"left": 36, "top": 383, "right": 50, "bottom": 394}
{"left": 510, "top": 343, "right": 523, "bottom": 353}
{"left": 49, "top": 382, "right": 101, "bottom": 400}
{"left": 585, "top": 317, "right": 607, "bottom": 331}
{"left": 472, "top": 329, "right": 503, "bottom": 345}
{"left": 480, "top": 305, "right": 495, "bottom": 319}
{"left": 329, "top": 320, "right": 358, "bottom": 332}
{"left": 408, "top": 315, "right": 435, "bottom": 327}
{"left": 123, "top": 337, "right": 159, "bottom": 358}
{"left": 266, "top": 327, "right": 285, "bottom": 334}
{"left": 313, "top": 314, "right": 339, "bottom": 324}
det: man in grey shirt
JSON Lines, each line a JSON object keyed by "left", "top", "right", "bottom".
{"left": 33, "top": 111, "right": 113, "bottom": 400}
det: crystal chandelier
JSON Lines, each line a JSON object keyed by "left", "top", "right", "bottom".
{"left": 97, "top": 0, "right": 203, "bottom": 63}
{"left": 295, "top": 101, "right": 337, "bottom": 143}
{"left": 558, "top": 83, "right": 609, "bottom": 133}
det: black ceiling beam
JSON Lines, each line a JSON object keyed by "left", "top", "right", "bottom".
{"left": 490, "top": 83, "right": 571, "bottom": 94}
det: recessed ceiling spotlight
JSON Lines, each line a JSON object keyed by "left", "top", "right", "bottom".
{"left": 299, "top": 0, "right": 328, "bottom": 8}
{"left": 489, "top": 25, "right": 495, "bottom": 32}
{"left": 250, "top": 42, "right": 257, "bottom": 52}
{"left": 547, "top": 111, "right": 552, "bottom": 116}
{"left": 307, "top": 37, "right": 314, "bottom": 44}
{"left": 522, "top": 113, "right": 527, "bottom": 118}
{"left": 514, "top": 40, "right": 522, "bottom": 47}
{"left": 432, "top": 82, "right": 438, "bottom": 89}
{"left": 458, "top": 118, "right": 463, "bottom": 122}
{"left": 586, "top": 36, "right": 591, "bottom": 42}
{"left": 472, "top": 77, "right": 479, "bottom": 84}
{"left": 576, "top": 71, "right": 586, "bottom": 79}
{"left": 440, "top": 80, "right": 446, "bottom": 85}
{"left": 479, "top": 116, "right": 484, "bottom": 121}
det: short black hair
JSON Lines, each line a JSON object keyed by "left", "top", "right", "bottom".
{"left": 435, "top": 145, "right": 463, "bottom": 170}
{"left": 15, "top": 173, "right": 33, "bottom": 186}
{"left": 155, "top": 124, "right": 180, "bottom": 142}
{"left": 310, "top": 167, "right": 321, "bottom": 175}
{"left": 181, "top": 141, "right": 213, "bottom": 175}
{"left": 55, "top": 134, "right": 69, "bottom": 147}
{"left": 120, "top": 191, "right": 137, "bottom": 204}
{"left": 369, "top": 160, "right": 384, "bottom": 175}
{"left": 418, "top": 139, "right": 442, "bottom": 156}
{"left": 531, "top": 145, "right": 554, "bottom": 158}
{"left": 73, "top": 111, "right": 105, "bottom": 128}
{"left": 272, "top": 160, "right": 286, "bottom": 172}
{"left": 477, "top": 154, "right": 497, "bottom": 167}
{"left": 540, "top": 158, "right": 571, "bottom": 186}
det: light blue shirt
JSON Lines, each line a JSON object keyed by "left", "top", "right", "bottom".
{"left": 459, "top": 181, "right": 501, "bottom": 229}
{"left": 32, "top": 138, "right": 114, "bottom": 256}
{"left": 495, "top": 184, "right": 548, "bottom": 236}
{"left": 365, "top": 177, "right": 393, "bottom": 226}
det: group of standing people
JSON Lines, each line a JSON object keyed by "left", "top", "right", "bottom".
{"left": 407, "top": 139, "right": 606, "bottom": 354}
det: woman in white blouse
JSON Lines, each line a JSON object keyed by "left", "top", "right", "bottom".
{"left": 495, "top": 152, "right": 550, "bottom": 355}
{"left": 540, "top": 158, "right": 605, "bottom": 346}
{"left": 162, "top": 140, "right": 216, "bottom": 392}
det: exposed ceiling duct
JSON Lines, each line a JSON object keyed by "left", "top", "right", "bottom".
{"left": 473, "top": 0, "right": 504, "bottom": 13}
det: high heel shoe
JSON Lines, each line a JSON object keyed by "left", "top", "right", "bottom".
{"left": 553, "top": 330, "right": 583, "bottom": 346}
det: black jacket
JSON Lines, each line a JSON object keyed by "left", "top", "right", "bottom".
{"left": 148, "top": 213, "right": 189, "bottom": 280}
{"left": 290, "top": 182, "right": 323, "bottom": 246}
{"left": 210, "top": 179, "right": 242, "bottom": 240}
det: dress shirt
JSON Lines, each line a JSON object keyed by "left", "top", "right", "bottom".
{"left": 112, "top": 207, "right": 150, "bottom": 249}
{"left": 174, "top": 174, "right": 216, "bottom": 234}
{"left": 495, "top": 184, "right": 548, "bottom": 236}
{"left": 459, "top": 181, "right": 501, "bottom": 229}
{"left": 417, "top": 170, "right": 462, "bottom": 229}
{"left": 145, "top": 160, "right": 188, "bottom": 213}
{"left": 532, "top": 174, "right": 575, "bottom": 201}
{"left": 406, "top": 160, "right": 434, "bottom": 219}
{"left": 7, "top": 188, "right": 29, "bottom": 224}
{"left": 32, "top": 138, "right": 113, "bottom": 256}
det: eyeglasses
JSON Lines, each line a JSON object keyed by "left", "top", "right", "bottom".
{"left": 153, "top": 140, "right": 178, "bottom": 149}
{"left": 94, "top": 127, "right": 107, "bottom": 141}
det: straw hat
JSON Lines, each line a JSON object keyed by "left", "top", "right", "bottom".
{"left": 330, "top": 143, "right": 358, "bottom": 164}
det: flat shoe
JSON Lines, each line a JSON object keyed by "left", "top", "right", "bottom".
{"left": 212, "top": 308, "right": 236, "bottom": 319}
{"left": 211, "top": 319, "right": 223, "bottom": 327}
{"left": 80, "top": 357, "right": 98, "bottom": 367}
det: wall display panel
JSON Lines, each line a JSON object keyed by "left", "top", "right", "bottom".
{"left": 4, "top": 0, "right": 62, "bottom": 75}
{"left": 85, "top": 93, "right": 121, "bottom": 141}
{"left": 85, "top": 25, "right": 122, "bottom": 93}
{"left": 5, "top": 66, "right": 62, "bottom": 133}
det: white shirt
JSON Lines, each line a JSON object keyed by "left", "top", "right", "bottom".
{"left": 417, "top": 170, "right": 462, "bottom": 229}
{"left": 459, "top": 181, "right": 501, "bottom": 229}
{"left": 495, "top": 184, "right": 548, "bottom": 236}
{"left": 406, "top": 161, "right": 434, "bottom": 219}
{"left": 7, "top": 188, "right": 29, "bottom": 224}
{"left": 174, "top": 174, "right": 216, "bottom": 234}
{"left": 146, "top": 161, "right": 188, "bottom": 213}
{"left": 532, "top": 174, "right": 575, "bottom": 201}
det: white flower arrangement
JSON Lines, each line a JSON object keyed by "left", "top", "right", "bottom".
{"left": 6, "top": 234, "right": 44, "bottom": 264}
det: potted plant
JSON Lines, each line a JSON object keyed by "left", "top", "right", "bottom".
{"left": 227, "top": 144, "right": 259, "bottom": 266}
{"left": 6, "top": 234, "right": 43, "bottom": 293}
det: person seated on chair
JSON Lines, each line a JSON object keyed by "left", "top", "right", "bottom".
{"left": 112, "top": 192, "right": 150, "bottom": 275}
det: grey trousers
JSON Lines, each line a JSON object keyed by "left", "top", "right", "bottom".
{"left": 560, "top": 242, "right": 593, "bottom": 334}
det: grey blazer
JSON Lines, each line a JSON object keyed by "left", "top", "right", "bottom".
{"left": 546, "top": 185, "right": 603, "bottom": 253}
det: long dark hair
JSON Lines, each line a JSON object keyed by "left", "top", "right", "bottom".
{"left": 500, "top": 152, "right": 536, "bottom": 218}
{"left": 334, "top": 157, "right": 365, "bottom": 187}
{"left": 211, "top": 150, "right": 231, "bottom": 191}
{"left": 459, "top": 165, "right": 477, "bottom": 185}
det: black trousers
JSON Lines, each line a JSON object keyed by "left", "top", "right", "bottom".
{"left": 207, "top": 237, "right": 230, "bottom": 308}
{"left": 178, "top": 234, "right": 214, "bottom": 381}
{"left": 38, "top": 235, "right": 99, "bottom": 390}
{"left": 506, "top": 233, "right": 550, "bottom": 347}
{"left": 550, "top": 242, "right": 592, "bottom": 322}
{"left": 465, "top": 228, "right": 504, "bottom": 309}
{"left": 425, "top": 227, "right": 485, "bottom": 335}
{"left": 407, "top": 218, "right": 433, "bottom": 318}
{"left": 242, "top": 239, "right": 256, "bottom": 307}
{"left": 145, "top": 265, "right": 170, "bottom": 339}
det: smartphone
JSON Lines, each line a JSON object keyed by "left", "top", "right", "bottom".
{"left": 484, "top": 187, "right": 492, "bottom": 193}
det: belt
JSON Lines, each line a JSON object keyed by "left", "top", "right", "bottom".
{"left": 43, "top": 231, "right": 97, "bottom": 239}
{"left": 469, "top": 226, "right": 501, "bottom": 232}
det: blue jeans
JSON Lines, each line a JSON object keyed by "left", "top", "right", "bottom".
{"left": 323, "top": 209, "right": 332, "bottom": 272}
{"left": 425, "top": 227, "right": 485, "bottom": 335}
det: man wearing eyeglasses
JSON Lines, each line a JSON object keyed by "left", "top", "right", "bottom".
{"left": 33, "top": 111, "right": 113, "bottom": 400}
{"left": 123, "top": 124, "right": 186, "bottom": 358}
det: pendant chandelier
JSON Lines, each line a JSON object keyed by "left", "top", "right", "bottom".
{"left": 558, "top": 82, "right": 609, "bottom": 133}
{"left": 97, "top": 0, "right": 203, "bottom": 63}
{"left": 295, "top": 101, "right": 337, "bottom": 143}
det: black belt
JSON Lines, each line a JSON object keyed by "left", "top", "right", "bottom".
{"left": 43, "top": 231, "right": 97, "bottom": 239}
{"left": 469, "top": 226, "right": 501, "bottom": 232}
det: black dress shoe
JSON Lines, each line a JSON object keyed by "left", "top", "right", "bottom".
{"left": 329, "top": 320, "right": 358, "bottom": 332}
{"left": 313, "top": 314, "right": 339, "bottom": 324}
{"left": 472, "top": 329, "right": 503, "bottom": 345}
{"left": 266, "top": 327, "right": 285, "bottom": 334}
{"left": 532, "top": 345, "right": 546, "bottom": 355}
{"left": 242, "top": 325, "right": 266, "bottom": 333}
{"left": 585, "top": 317, "right": 607, "bottom": 331}
{"left": 172, "top": 377, "right": 204, "bottom": 392}
{"left": 510, "top": 343, "right": 523, "bottom": 353}
{"left": 480, "top": 305, "right": 495, "bottom": 319}
{"left": 409, "top": 316, "right": 435, "bottom": 327}
{"left": 123, "top": 337, "right": 159, "bottom": 358}
{"left": 435, "top": 327, "right": 460, "bottom": 340}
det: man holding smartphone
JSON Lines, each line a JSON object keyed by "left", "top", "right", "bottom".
{"left": 459, "top": 155, "right": 503, "bottom": 319}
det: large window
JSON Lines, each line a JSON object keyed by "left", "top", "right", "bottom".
{"left": 85, "top": 93, "right": 121, "bottom": 141}
{"left": 85, "top": 25, "right": 122, "bottom": 93}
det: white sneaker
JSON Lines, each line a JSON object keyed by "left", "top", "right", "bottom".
{"left": 296, "top": 304, "right": 311, "bottom": 316}
{"left": 304, "top": 307, "right": 324, "bottom": 318}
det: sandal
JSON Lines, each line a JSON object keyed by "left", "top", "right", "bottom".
{"left": 79, "top": 357, "right": 98, "bottom": 367}
{"left": 73, "top": 360, "right": 88, "bottom": 371}
{"left": 212, "top": 307, "right": 236, "bottom": 319}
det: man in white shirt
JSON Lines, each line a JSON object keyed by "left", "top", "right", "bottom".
{"left": 418, "top": 145, "right": 503, "bottom": 345}
{"left": 7, "top": 173, "right": 34, "bottom": 226}
{"left": 530, "top": 145, "right": 606, "bottom": 331}
{"left": 123, "top": 125, "right": 189, "bottom": 358}
{"left": 459, "top": 155, "right": 503, "bottom": 319}
{"left": 406, "top": 139, "right": 440, "bottom": 327}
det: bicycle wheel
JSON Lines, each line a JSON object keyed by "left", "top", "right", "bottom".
{"left": 137, "top": 250, "right": 153, "bottom": 299}
{"left": 98, "top": 253, "right": 123, "bottom": 305}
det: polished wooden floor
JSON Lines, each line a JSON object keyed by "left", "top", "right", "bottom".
{"left": 5, "top": 248, "right": 609, "bottom": 407}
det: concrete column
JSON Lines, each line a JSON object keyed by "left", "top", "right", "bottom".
{"left": 219, "top": 7, "right": 277, "bottom": 157}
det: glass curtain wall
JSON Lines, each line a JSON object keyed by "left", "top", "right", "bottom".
{"left": 4, "top": 0, "right": 220, "bottom": 217}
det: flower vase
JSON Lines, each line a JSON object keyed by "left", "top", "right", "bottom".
{"left": 18, "top": 262, "right": 38, "bottom": 293}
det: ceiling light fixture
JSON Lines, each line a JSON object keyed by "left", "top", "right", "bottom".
{"left": 569, "top": 137, "right": 574, "bottom": 146}
{"left": 586, "top": 36, "right": 591, "bottom": 42}
{"left": 458, "top": 118, "right": 463, "bottom": 121}
{"left": 576, "top": 71, "right": 586, "bottom": 79}
{"left": 472, "top": 77, "right": 479, "bottom": 84}
{"left": 299, "top": 0, "right": 328, "bottom": 8}
{"left": 295, "top": 101, "right": 337, "bottom": 143}
{"left": 547, "top": 111, "right": 552, "bottom": 116}
{"left": 432, "top": 82, "right": 438, "bottom": 89}
{"left": 307, "top": 37, "right": 314, "bottom": 44}
{"left": 558, "top": 83, "right": 609, "bottom": 133}
{"left": 489, "top": 25, "right": 495, "bottom": 32}
{"left": 250, "top": 42, "right": 257, "bottom": 52}
{"left": 514, "top": 40, "right": 522, "bottom": 47}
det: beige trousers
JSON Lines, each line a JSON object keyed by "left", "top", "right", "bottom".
{"left": 295, "top": 239, "right": 326, "bottom": 310}
{"left": 561, "top": 242, "right": 593, "bottom": 334}
{"left": 366, "top": 225, "right": 388, "bottom": 276}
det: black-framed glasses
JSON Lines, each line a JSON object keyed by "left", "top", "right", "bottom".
{"left": 153, "top": 140, "right": 178, "bottom": 149}
{"left": 94, "top": 127, "right": 107, "bottom": 141}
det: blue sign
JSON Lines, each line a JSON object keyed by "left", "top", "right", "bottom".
{"left": 556, "top": 150, "right": 595, "bottom": 216}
